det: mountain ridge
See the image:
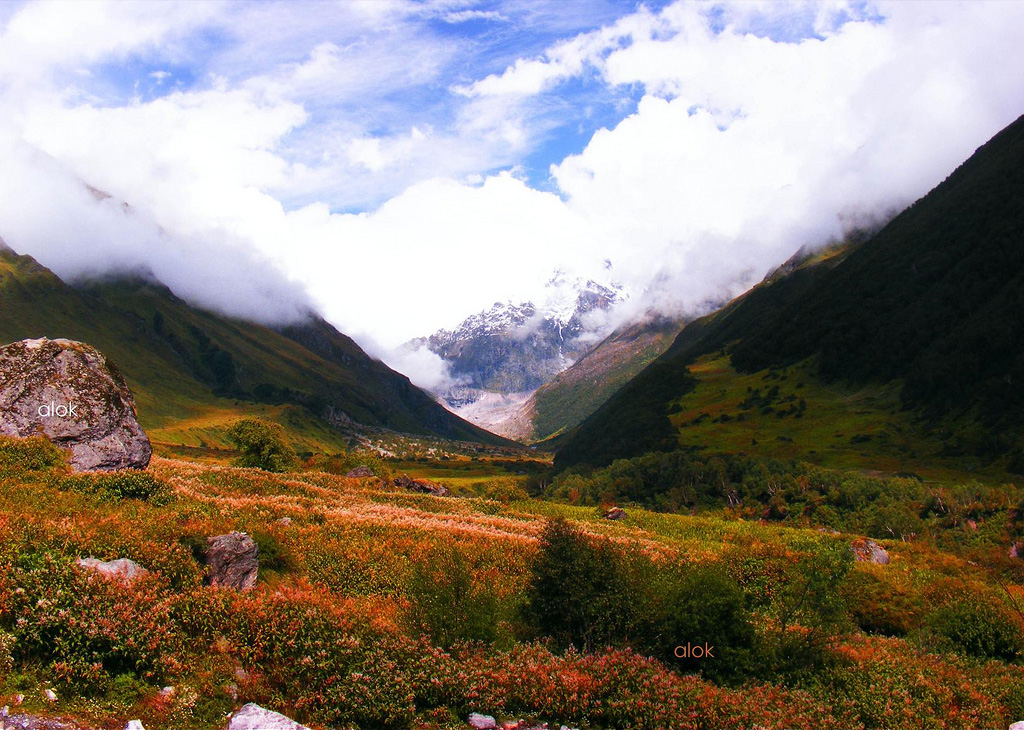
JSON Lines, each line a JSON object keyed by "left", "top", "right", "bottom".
{"left": 0, "top": 241, "right": 513, "bottom": 450}
{"left": 556, "top": 113, "right": 1024, "bottom": 472}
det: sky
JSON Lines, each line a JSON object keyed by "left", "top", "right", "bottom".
{"left": 1, "top": 0, "right": 1023, "bottom": 390}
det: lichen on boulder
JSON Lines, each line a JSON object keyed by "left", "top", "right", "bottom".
{"left": 0, "top": 338, "right": 151, "bottom": 471}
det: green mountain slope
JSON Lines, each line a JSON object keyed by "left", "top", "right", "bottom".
{"left": 556, "top": 113, "right": 1024, "bottom": 472}
{"left": 526, "top": 314, "right": 685, "bottom": 443}
{"left": 0, "top": 241, "right": 509, "bottom": 450}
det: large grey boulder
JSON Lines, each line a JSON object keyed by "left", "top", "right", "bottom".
{"left": 851, "top": 538, "right": 890, "bottom": 565}
{"left": 76, "top": 557, "right": 148, "bottom": 582}
{"left": 227, "top": 703, "right": 309, "bottom": 730}
{"left": 0, "top": 338, "right": 151, "bottom": 471}
{"left": 206, "top": 532, "right": 259, "bottom": 590}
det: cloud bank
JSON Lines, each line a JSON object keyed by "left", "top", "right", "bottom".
{"left": 0, "top": 1, "right": 1023, "bottom": 387}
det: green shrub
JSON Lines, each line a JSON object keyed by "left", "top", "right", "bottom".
{"left": 655, "top": 563, "right": 758, "bottom": 682}
{"left": 0, "top": 435, "right": 65, "bottom": 474}
{"left": 478, "top": 476, "right": 529, "bottom": 503}
{"left": 523, "top": 518, "right": 630, "bottom": 652}
{"left": 766, "top": 538, "right": 853, "bottom": 676}
{"left": 924, "top": 596, "right": 1024, "bottom": 661}
{"left": 405, "top": 546, "right": 500, "bottom": 648}
{"left": 58, "top": 470, "right": 170, "bottom": 502}
{"left": 842, "top": 570, "right": 925, "bottom": 637}
{"left": 226, "top": 419, "right": 298, "bottom": 473}
{"left": 250, "top": 528, "right": 293, "bottom": 574}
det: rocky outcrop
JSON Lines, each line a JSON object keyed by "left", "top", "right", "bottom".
{"left": 345, "top": 465, "right": 374, "bottom": 478}
{"left": 0, "top": 338, "right": 151, "bottom": 471}
{"left": 227, "top": 703, "right": 309, "bottom": 730}
{"left": 603, "top": 507, "right": 626, "bottom": 520}
{"left": 205, "top": 532, "right": 259, "bottom": 590}
{"left": 468, "top": 714, "right": 497, "bottom": 730}
{"left": 76, "top": 557, "right": 147, "bottom": 582}
{"left": 394, "top": 474, "right": 450, "bottom": 497}
{"left": 851, "top": 538, "right": 890, "bottom": 565}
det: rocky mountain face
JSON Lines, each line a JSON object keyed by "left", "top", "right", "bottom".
{"left": 409, "top": 278, "right": 623, "bottom": 436}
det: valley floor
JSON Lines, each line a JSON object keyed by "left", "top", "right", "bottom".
{"left": 1, "top": 436, "right": 1023, "bottom": 729}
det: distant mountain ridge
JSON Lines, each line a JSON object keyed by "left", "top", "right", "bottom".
{"left": 0, "top": 241, "right": 511, "bottom": 450}
{"left": 420, "top": 276, "right": 622, "bottom": 396}
{"left": 557, "top": 113, "right": 1024, "bottom": 471}
{"left": 405, "top": 277, "right": 628, "bottom": 438}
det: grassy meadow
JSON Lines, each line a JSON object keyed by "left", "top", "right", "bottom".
{"left": 2, "top": 433, "right": 1024, "bottom": 729}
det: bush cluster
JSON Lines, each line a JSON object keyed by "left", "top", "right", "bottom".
{"left": 57, "top": 470, "right": 171, "bottom": 502}
{"left": 522, "top": 518, "right": 762, "bottom": 683}
{"left": 226, "top": 419, "right": 299, "bottom": 473}
{"left": 0, "top": 435, "right": 64, "bottom": 473}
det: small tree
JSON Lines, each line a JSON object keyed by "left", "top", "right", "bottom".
{"left": 523, "top": 518, "right": 628, "bottom": 652}
{"left": 768, "top": 537, "right": 853, "bottom": 675}
{"left": 405, "top": 546, "right": 499, "bottom": 648}
{"left": 226, "top": 419, "right": 298, "bottom": 473}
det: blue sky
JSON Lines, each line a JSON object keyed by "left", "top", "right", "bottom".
{"left": 1, "top": 1, "right": 1023, "bottom": 388}
{"left": 67, "top": 0, "right": 684, "bottom": 208}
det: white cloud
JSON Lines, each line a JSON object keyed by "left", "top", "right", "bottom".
{"left": 443, "top": 10, "right": 507, "bottom": 24}
{"left": 1, "top": 0, "right": 1023, "bottom": 381}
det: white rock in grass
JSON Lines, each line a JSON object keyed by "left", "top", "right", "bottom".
{"left": 469, "top": 713, "right": 498, "bottom": 730}
{"left": 227, "top": 703, "right": 309, "bottom": 730}
{"left": 76, "top": 556, "right": 148, "bottom": 582}
{"left": 125, "top": 720, "right": 146, "bottom": 730}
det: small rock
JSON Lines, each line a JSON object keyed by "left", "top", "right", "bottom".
{"left": 158, "top": 686, "right": 175, "bottom": 699}
{"left": 205, "top": 532, "right": 259, "bottom": 590}
{"left": 14, "top": 694, "right": 23, "bottom": 705}
{"left": 851, "top": 538, "right": 890, "bottom": 565}
{"left": 0, "top": 338, "right": 152, "bottom": 471}
{"left": 76, "top": 557, "right": 147, "bottom": 582}
{"left": 125, "top": 720, "right": 146, "bottom": 730}
{"left": 275, "top": 517, "right": 292, "bottom": 526}
{"left": 468, "top": 714, "right": 497, "bottom": 730}
{"left": 227, "top": 703, "right": 310, "bottom": 730}
{"left": 44, "top": 688, "right": 57, "bottom": 702}
{"left": 1011, "top": 542, "right": 1022, "bottom": 559}
{"left": 394, "top": 474, "right": 450, "bottom": 497}
{"left": 603, "top": 507, "right": 626, "bottom": 520}
{"left": 345, "top": 465, "right": 374, "bottom": 478}
{"left": 1009, "top": 722, "right": 1024, "bottom": 730}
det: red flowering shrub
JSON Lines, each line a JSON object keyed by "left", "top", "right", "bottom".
{"left": 3, "top": 551, "right": 185, "bottom": 694}
{"left": 226, "top": 586, "right": 417, "bottom": 728}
